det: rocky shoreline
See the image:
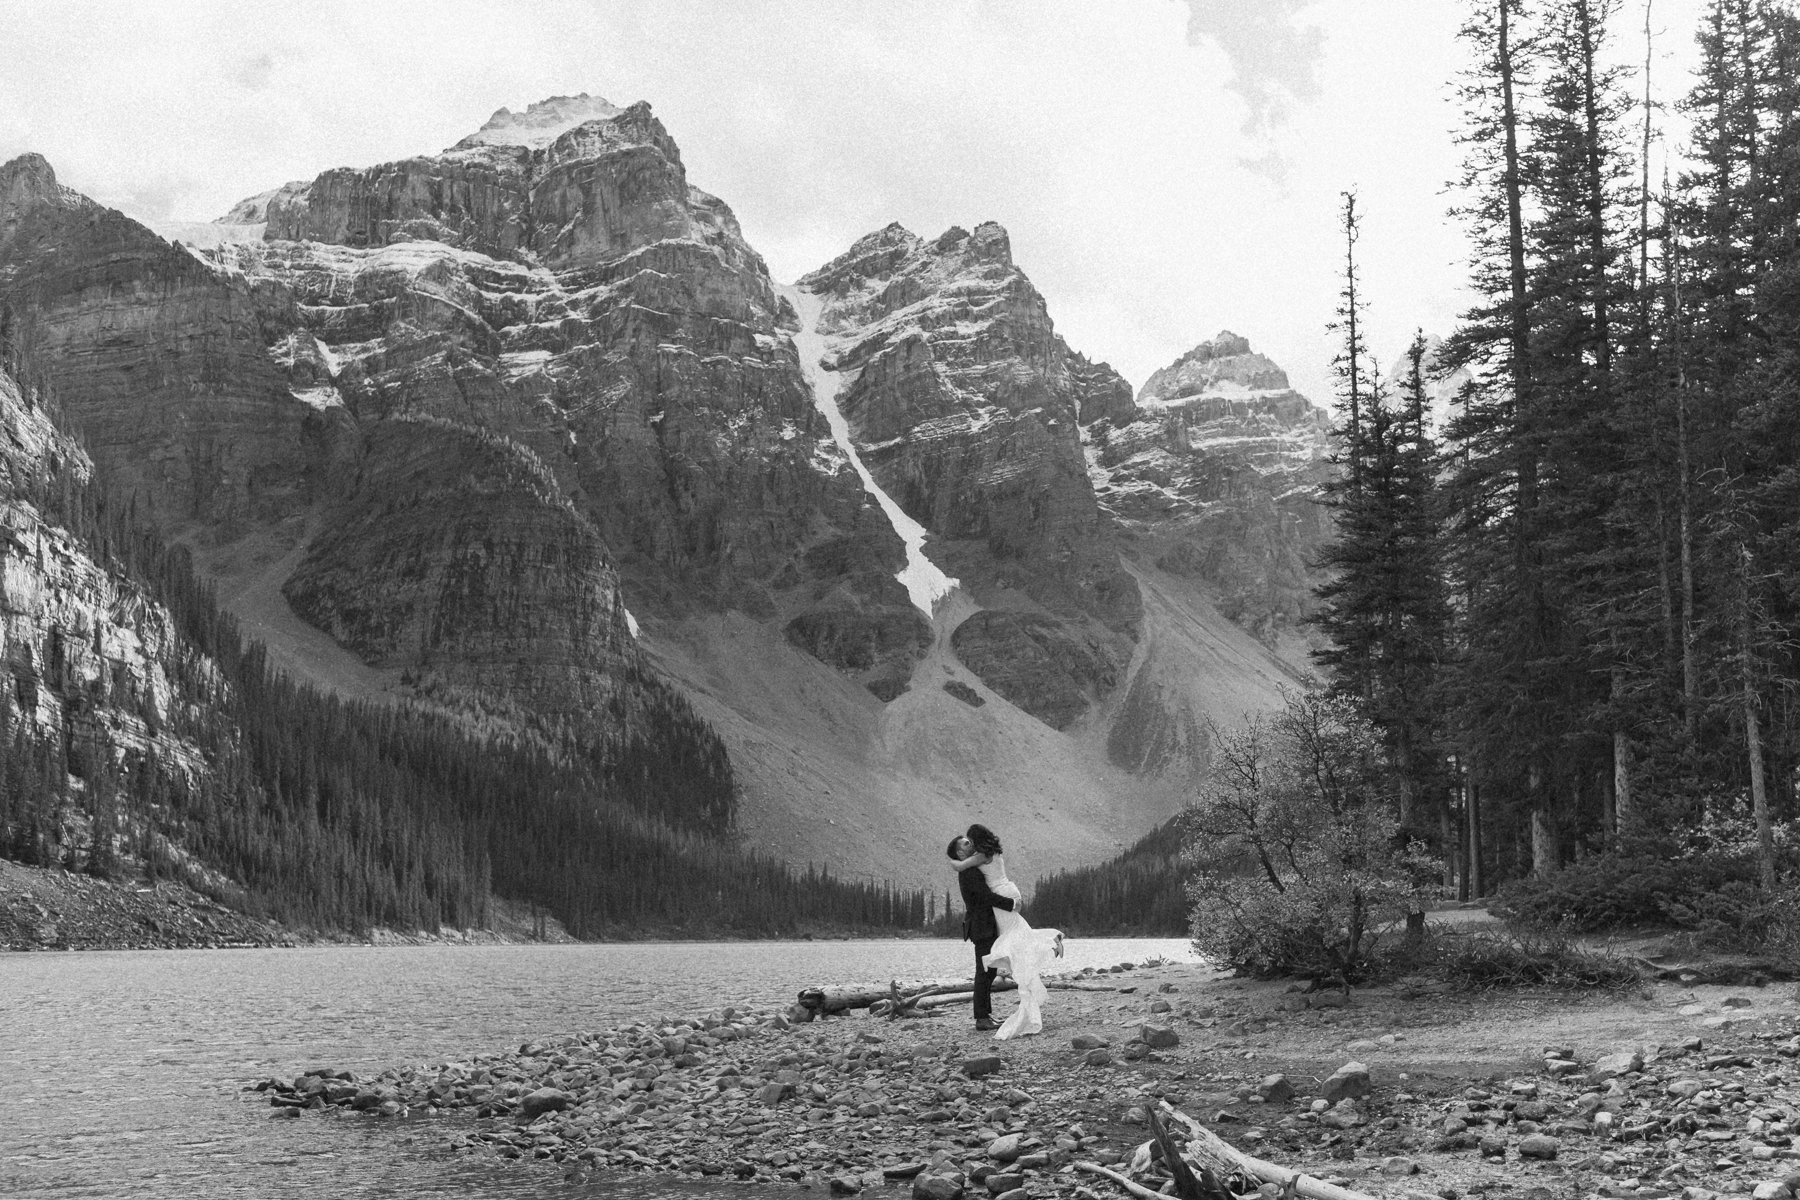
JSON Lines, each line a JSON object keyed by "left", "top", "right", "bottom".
{"left": 0, "top": 859, "right": 294, "bottom": 950}
{"left": 245, "top": 958, "right": 1800, "bottom": 1200}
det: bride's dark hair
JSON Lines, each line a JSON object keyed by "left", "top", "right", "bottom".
{"left": 967, "top": 824, "right": 1002, "bottom": 855}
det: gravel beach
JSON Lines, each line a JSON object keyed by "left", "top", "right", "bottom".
{"left": 250, "top": 956, "right": 1800, "bottom": 1200}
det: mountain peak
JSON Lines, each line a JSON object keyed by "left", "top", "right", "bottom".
{"left": 2, "top": 154, "right": 74, "bottom": 218}
{"left": 452, "top": 93, "right": 623, "bottom": 151}
{"left": 1138, "top": 330, "right": 1290, "bottom": 406}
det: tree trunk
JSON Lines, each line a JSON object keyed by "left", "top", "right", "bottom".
{"left": 1395, "top": 738, "right": 1415, "bottom": 829}
{"left": 1671, "top": 220, "right": 1699, "bottom": 739}
{"left": 1746, "top": 679, "right": 1774, "bottom": 891}
{"left": 1680, "top": 461, "right": 1698, "bottom": 739}
{"left": 1531, "top": 807, "right": 1557, "bottom": 876}
{"left": 1740, "top": 542, "right": 1776, "bottom": 892}
{"left": 1440, "top": 801, "right": 1456, "bottom": 892}
{"left": 1499, "top": 0, "right": 1536, "bottom": 548}
{"left": 1639, "top": 0, "right": 1654, "bottom": 304}
{"left": 1612, "top": 731, "right": 1634, "bottom": 835}
{"left": 1610, "top": 661, "right": 1635, "bottom": 838}
{"left": 1467, "top": 770, "right": 1484, "bottom": 899}
{"left": 1600, "top": 760, "right": 1616, "bottom": 838}
{"left": 1575, "top": 0, "right": 1612, "bottom": 381}
{"left": 1529, "top": 763, "right": 1555, "bottom": 876}
{"left": 1342, "top": 192, "right": 1364, "bottom": 497}
{"left": 1657, "top": 491, "right": 1678, "bottom": 660}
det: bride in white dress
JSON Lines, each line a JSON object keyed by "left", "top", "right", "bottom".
{"left": 950, "top": 825, "right": 1063, "bottom": 1040}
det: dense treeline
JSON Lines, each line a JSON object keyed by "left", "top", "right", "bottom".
{"left": 0, "top": 352, "right": 941, "bottom": 938}
{"left": 1028, "top": 820, "right": 1189, "bottom": 936}
{"left": 1313, "top": 0, "right": 1800, "bottom": 903}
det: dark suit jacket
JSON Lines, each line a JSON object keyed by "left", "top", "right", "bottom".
{"left": 957, "top": 863, "right": 1015, "bottom": 942}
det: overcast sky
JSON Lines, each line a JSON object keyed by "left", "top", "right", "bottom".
{"left": 0, "top": 0, "right": 1712, "bottom": 406}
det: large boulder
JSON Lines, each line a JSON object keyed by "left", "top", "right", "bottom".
{"left": 1138, "top": 1023, "right": 1179, "bottom": 1050}
{"left": 1256, "top": 1074, "right": 1294, "bottom": 1104}
{"left": 1587, "top": 1049, "right": 1644, "bottom": 1086}
{"left": 519, "top": 1087, "right": 573, "bottom": 1118}
{"left": 1321, "top": 1062, "right": 1371, "bottom": 1105}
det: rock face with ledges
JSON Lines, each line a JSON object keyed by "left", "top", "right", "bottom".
{"left": 799, "top": 221, "right": 1141, "bottom": 727}
{"left": 0, "top": 153, "right": 348, "bottom": 531}
{"left": 282, "top": 416, "right": 634, "bottom": 717}
{"left": 265, "top": 99, "right": 722, "bottom": 273}
{"left": 0, "top": 361, "right": 209, "bottom": 777}
{"left": 1084, "top": 330, "right": 1332, "bottom": 647}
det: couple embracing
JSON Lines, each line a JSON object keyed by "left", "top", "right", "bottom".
{"left": 947, "top": 824, "right": 1064, "bottom": 1040}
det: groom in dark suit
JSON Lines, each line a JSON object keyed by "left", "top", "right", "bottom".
{"left": 954, "top": 835, "right": 1015, "bottom": 1032}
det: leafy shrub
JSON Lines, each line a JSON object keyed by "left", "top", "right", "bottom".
{"left": 1663, "top": 882, "right": 1800, "bottom": 964}
{"left": 1491, "top": 854, "right": 1741, "bottom": 932}
{"left": 1186, "top": 691, "right": 1438, "bottom": 981}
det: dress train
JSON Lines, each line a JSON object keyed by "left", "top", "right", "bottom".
{"left": 981, "top": 889, "right": 1063, "bottom": 1040}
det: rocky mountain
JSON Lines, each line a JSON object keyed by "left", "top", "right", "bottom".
{"left": 0, "top": 96, "right": 1323, "bottom": 891}
{"left": 1082, "top": 330, "right": 1334, "bottom": 654}
{"left": 0, "top": 363, "right": 204, "bottom": 785}
{"left": 798, "top": 221, "right": 1140, "bottom": 727}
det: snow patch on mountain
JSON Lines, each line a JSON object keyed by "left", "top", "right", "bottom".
{"left": 780, "top": 283, "right": 958, "bottom": 616}
{"left": 453, "top": 93, "right": 624, "bottom": 150}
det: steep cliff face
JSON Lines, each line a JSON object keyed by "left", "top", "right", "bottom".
{"left": 282, "top": 416, "right": 636, "bottom": 717}
{"left": 0, "top": 363, "right": 211, "bottom": 791}
{"left": 1084, "top": 331, "right": 1333, "bottom": 650}
{"left": 223, "top": 132, "right": 869, "bottom": 621}
{"left": 0, "top": 154, "right": 346, "bottom": 533}
{"left": 264, "top": 97, "right": 728, "bottom": 273}
{"left": 798, "top": 222, "right": 1141, "bottom": 729}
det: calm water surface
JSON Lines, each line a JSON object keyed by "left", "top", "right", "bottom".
{"left": 0, "top": 937, "right": 1196, "bottom": 1199}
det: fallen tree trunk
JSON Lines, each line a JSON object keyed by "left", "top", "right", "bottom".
{"left": 1162, "top": 1104, "right": 1379, "bottom": 1200}
{"left": 800, "top": 977, "right": 1027, "bottom": 1015}
{"left": 906, "top": 982, "right": 1021, "bottom": 1010}
{"left": 796, "top": 980, "right": 947, "bottom": 1014}
{"left": 799, "top": 973, "right": 1102, "bottom": 1015}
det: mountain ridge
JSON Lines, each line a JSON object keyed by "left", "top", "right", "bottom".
{"left": 0, "top": 96, "right": 1332, "bottom": 894}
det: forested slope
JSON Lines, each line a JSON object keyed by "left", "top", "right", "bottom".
{"left": 0, "top": 347, "right": 940, "bottom": 940}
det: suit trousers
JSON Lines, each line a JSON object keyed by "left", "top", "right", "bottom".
{"left": 971, "top": 935, "right": 998, "bottom": 1019}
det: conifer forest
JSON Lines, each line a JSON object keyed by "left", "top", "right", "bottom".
{"left": 1309, "top": 0, "right": 1800, "bottom": 925}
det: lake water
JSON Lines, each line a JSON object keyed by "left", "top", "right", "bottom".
{"left": 0, "top": 936, "right": 1197, "bottom": 1199}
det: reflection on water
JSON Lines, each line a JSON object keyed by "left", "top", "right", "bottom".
{"left": 0, "top": 938, "right": 1196, "bottom": 1198}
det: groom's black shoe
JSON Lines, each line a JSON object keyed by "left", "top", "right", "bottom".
{"left": 974, "top": 1017, "right": 1000, "bottom": 1031}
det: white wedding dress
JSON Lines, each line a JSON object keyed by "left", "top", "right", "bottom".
{"left": 976, "top": 855, "right": 1063, "bottom": 1040}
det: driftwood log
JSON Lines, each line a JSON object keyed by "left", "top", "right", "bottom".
{"left": 1074, "top": 1162, "right": 1168, "bottom": 1200}
{"left": 907, "top": 982, "right": 1017, "bottom": 1010}
{"left": 796, "top": 980, "right": 943, "bottom": 1015}
{"left": 1160, "top": 1104, "right": 1380, "bottom": 1200}
{"left": 797, "top": 978, "right": 1017, "bottom": 1016}
{"left": 797, "top": 974, "right": 1112, "bottom": 1016}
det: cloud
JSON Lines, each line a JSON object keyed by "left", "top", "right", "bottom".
{"left": 1183, "top": 0, "right": 1325, "bottom": 179}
